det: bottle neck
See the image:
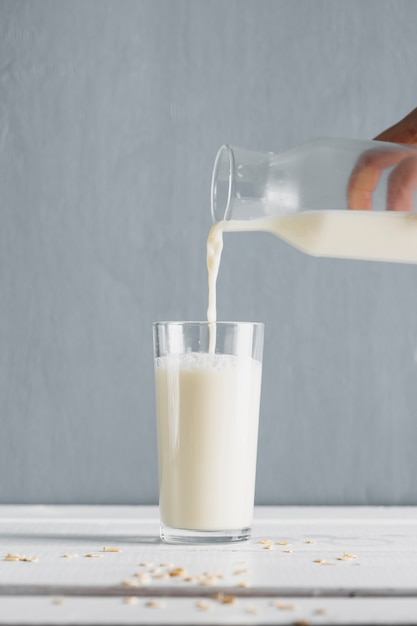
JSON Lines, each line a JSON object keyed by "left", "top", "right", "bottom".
{"left": 211, "top": 145, "right": 273, "bottom": 222}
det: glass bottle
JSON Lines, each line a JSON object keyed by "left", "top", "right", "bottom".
{"left": 211, "top": 139, "right": 417, "bottom": 263}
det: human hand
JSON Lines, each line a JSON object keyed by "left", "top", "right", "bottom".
{"left": 348, "top": 108, "right": 417, "bottom": 211}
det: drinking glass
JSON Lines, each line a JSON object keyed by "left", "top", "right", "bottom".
{"left": 153, "top": 321, "right": 264, "bottom": 544}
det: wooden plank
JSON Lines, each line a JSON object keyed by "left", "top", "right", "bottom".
{"left": 1, "top": 596, "right": 417, "bottom": 625}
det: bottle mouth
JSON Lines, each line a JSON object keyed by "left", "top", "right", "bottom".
{"left": 211, "top": 145, "right": 234, "bottom": 222}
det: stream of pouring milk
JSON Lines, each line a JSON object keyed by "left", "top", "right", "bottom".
{"left": 207, "top": 222, "right": 224, "bottom": 353}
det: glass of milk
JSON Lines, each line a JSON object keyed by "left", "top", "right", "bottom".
{"left": 153, "top": 321, "right": 264, "bottom": 544}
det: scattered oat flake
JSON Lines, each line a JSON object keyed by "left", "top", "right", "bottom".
{"left": 169, "top": 567, "right": 187, "bottom": 577}
{"left": 196, "top": 600, "right": 210, "bottom": 611}
{"left": 5, "top": 553, "right": 38, "bottom": 562}
{"left": 5, "top": 553, "right": 25, "bottom": 560}
{"left": 259, "top": 539, "right": 272, "bottom": 544}
{"left": 283, "top": 549, "right": 292, "bottom": 553}
{"left": 238, "top": 581, "right": 249, "bottom": 588}
{"left": 140, "top": 561, "right": 154, "bottom": 567}
{"left": 63, "top": 553, "right": 78, "bottom": 558}
{"left": 121, "top": 579, "right": 140, "bottom": 587}
{"left": 103, "top": 546, "right": 121, "bottom": 553}
{"left": 276, "top": 541, "right": 289, "bottom": 546}
{"left": 134, "top": 572, "right": 151, "bottom": 582}
{"left": 85, "top": 553, "right": 102, "bottom": 558}
{"left": 263, "top": 545, "right": 273, "bottom": 550}
{"left": 123, "top": 597, "right": 138, "bottom": 605}
{"left": 200, "top": 575, "right": 219, "bottom": 586}
{"left": 5, "top": 553, "right": 38, "bottom": 563}
{"left": 343, "top": 552, "right": 358, "bottom": 559}
{"left": 245, "top": 605, "right": 258, "bottom": 614}
{"left": 272, "top": 600, "right": 296, "bottom": 610}
{"left": 314, "top": 608, "right": 328, "bottom": 615}
{"left": 337, "top": 557, "right": 347, "bottom": 561}
{"left": 151, "top": 567, "right": 160, "bottom": 574}
{"left": 305, "top": 540, "right": 315, "bottom": 544}
{"left": 221, "top": 594, "right": 236, "bottom": 605}
{"left": 52, "top": 598, "right": 66, "bottom": 606}
{"left": 145, "top": 600, "right": 165, "bottom": 608}
{"left": 154, "top": 573, "right": 169, "bottom": 579}
{"left": 160, "top": 562, "right": 173, "bottom": 567}
{"left": 234, "top": 569, "right": 248, "bottom": 575}
{"left": 314, "top": 559, "right": 325, "bottom": 564}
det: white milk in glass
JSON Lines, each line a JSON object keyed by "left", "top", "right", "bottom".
{"left": 156, "top": 352, "right": 262, "bottom": 531}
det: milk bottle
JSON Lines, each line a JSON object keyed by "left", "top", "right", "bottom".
{"left": 211, "top": 139, "right": 417, "bottom": 264}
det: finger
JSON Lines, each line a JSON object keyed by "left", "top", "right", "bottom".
{"left": 387, "top": 155, "right": 417, "bottom": 211}
{"left": 347, "top": 149, "right": 409, "bottom": 210}
{"left": 375, "top": 107, "right": 417, "bottom": 145}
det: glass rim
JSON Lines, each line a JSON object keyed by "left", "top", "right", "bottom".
{"left": 153, "top": 320, "right": 264, "bottom": 329}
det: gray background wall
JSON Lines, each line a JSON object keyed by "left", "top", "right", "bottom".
{"left": 1, "top": 0, "right": 417, "bottom": 505}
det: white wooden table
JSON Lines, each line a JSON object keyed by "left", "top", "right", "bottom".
{"left": 0, "top": 506, "right": 416, "bottom": 625}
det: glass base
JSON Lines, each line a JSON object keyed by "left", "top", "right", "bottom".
{"left": 160, "top": 524, "right": 251, "bottom": 544}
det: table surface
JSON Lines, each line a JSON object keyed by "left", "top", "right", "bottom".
{"left": 0, "top": 505, "right": 416, "bottom": 625}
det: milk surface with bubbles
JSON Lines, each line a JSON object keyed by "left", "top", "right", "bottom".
{"left": 155, "top": 352, "right": 262, "bottom": 531}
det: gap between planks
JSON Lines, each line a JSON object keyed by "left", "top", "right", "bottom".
{"left": 0, "top": 585, "right": 416, "bottom": 598}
